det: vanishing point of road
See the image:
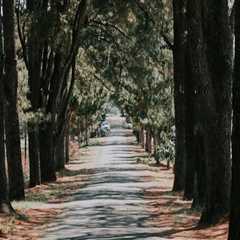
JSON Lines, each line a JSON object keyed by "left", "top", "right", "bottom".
{"left": 41, "top": 116, "right": 174, "bottom": 240}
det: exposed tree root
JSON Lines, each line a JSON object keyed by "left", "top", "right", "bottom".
{"left": 0, "top": 202, "right": 26, "bottom": 220}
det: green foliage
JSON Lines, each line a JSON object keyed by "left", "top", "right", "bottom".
{"left": 16, "top": 0, "right": 175, "bottom": 156}
{"left": 155, "top": 131, "right": 175, "bottom": 163}
{"left": 80, "top": 0, "right": 174, "bottom": 143}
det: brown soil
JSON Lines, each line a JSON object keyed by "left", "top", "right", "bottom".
{"left": 144, "top": 165, "right": 228, "bottom": 239}
{"left": 133, "top": 144, "right": 228, "bottom": 240}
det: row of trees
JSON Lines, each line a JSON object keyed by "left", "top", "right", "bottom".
{"left": 83, "top": 1, "right": 240, "bottom": 239}
{"left": 83, "top": 0, "right": 175, "bottom": 164}
{"left": 1, "top": 0, "right": 240, "bottom": 239}
{"left": 0, "top": 0, "right": 93, "bottom": 212}
{"left": 1, "top": 0, "right": 169, "bottom": 213}
{"left": 0, "top": 0, "right": 174, "bottom": 213}
{"left": 172, "top": 1, "right": 240, "bottom": 239}
{"left": 174, "top": 0, "right": 232, "bottom": 222}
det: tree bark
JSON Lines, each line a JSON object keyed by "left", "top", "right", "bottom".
{"left": 140, "top": 125, "right": 145, "bottom": 148}
{"left": 228, "top": 1, "right": 240, "bottom": 239}
{"left": 39, "top": 122, "right": 56, "bottom": 182}
{"left": 145, "top": 129, "right": 152, "bottom": 153}
{"left": 200, "top": 0, "right": 232, "bottom": 225}
{"left": 183, "top": 49, "right": 195, "bottom": 200}
{"left": 2, "top": 0, "right": 24, "bottom": 200}
{"left": 28, "top": 123, "right": 41, "bottom": 187}
{"left": 0, "top": 33, "right": 9, "bottom": 209}
{"left": 186, "top": 0, "right": 232, "bottom": 224}
{"left": 192, "top": 132, "right": 206, "bottom": 209}
{"left": 172, "top": 0, "right": 186, "bottom": 192}
{"left": 65, "top": 122, "right": 70, "bottom": 164}
{"left": 153, "top": 131, "right": 160, "bottom": 164}
{"left": 55, "top": 132, "right": 65, "bottom": 171}
{"left": 25, "top": 0, "right": 42, "bottom": 188}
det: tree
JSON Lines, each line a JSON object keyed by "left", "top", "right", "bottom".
{"left": 172, "top": 0, "right": 186, "bottom": 192}
{"left": 185, "top": 0, "right": 232, "bottom": 224}
{"left": 0, "top": 76, "right": 9, "bottom": 213}
{"left": 0, "top": 2, "right": 10, "bottom": 211}
{"left": 82, "top": 1, "right": 174, "bottom": 165}
{"left": 228, "top": 1, "right": 240, "bottom": 239}
{"left": 199, "top": 0, "right": 232, "bottom": 224}
{"left": 184, "top": 0, "right": 205, "bottom": 206}
{"left": 17, "top": 0, "right": 88, "bottom": 184}
{"left": 2, "top": 0, "right": 24, "bottom": 200}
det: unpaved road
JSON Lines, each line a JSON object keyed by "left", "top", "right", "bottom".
{"left": 41, "top": 117, "right": 171, "bottom": 240}
{"left": 40, "top": 117, "right": 227, "bottom": 240}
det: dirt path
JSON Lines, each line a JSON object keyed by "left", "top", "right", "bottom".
{"left": 40, "top": 117, "right": 228, "bottom": 240}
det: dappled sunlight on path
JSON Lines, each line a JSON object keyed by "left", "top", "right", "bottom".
{"left": 40, "top": 117, "right": 228, "bottom": 240}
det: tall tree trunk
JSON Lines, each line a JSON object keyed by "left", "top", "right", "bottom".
{"left": 39, "top": 122, "right": 56, "bottom": 182}
{"left": 228, "top": 2, "right": 240, "bottom": 239}
{"left": 2, "top": 0, "right": 24, "bottom": 200}
{"left": 0, "top": 81, "right": 9, "bottom": 211}
{"left": 172, "top": 0, "right": 186, "bottom": 192}
{"left": 153, "top": 131, "right": 159, "bottom": 164}
{"left": 145, "top": 129, "right": 151, "bottom": 153}
{"left": 148, "top": 131, "right": 152, "bottom": 154}
{"left": 192, "top": 132, "right": 206, "bottom": 209}
{"left": 28, "top": 123, "right": 41, "bottom": 187}
{"left": 24, "top": 0, "right": 43, "bottom": 188}
{"left": 65, "top": 122, "right": 70, "bottom": 164}
{"left": 55, "top": 132, "right": 65, "bottom": 171}
{"left": 183, "top": 49, "right": 195, "bottom": 200}
{"left": 140, "top": 125, "right": 145, "bottom": 148}
{"left": 0, "top": 10, "right": 10, "bottom": 210}
{"left": 187, "top": 0, "right": 232, "bottom": 224}
{"left": 84, "top": 116, "right": 89, "bottom": 145}
{"left": 0, "top": 77, "right": 14, "bottom": 214}
{"left": 200, "top": 0, "right": 232, "bottom": 224}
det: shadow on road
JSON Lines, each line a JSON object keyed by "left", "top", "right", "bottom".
{"left": 41, "top": 121, "right": 227, "bottom": 240}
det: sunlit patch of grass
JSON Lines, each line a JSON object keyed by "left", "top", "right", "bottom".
{"left": 0, "top": 217, "right": 16, "bottom": 234}
{"left": 25, "top": 187, "right": 63, "bottom": 203}
{"left": 25, "top": 192, "right": 49, "bottom": 203}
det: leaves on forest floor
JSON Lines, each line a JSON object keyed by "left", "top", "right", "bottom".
{"left": 142, "top": 165, "right": 228, "bottom": 239}
{"left": 0, "top": 141, "right": 87, "bottom": 240}
{"left": 126, "top": 143, "right": 228, "bottom": 239}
